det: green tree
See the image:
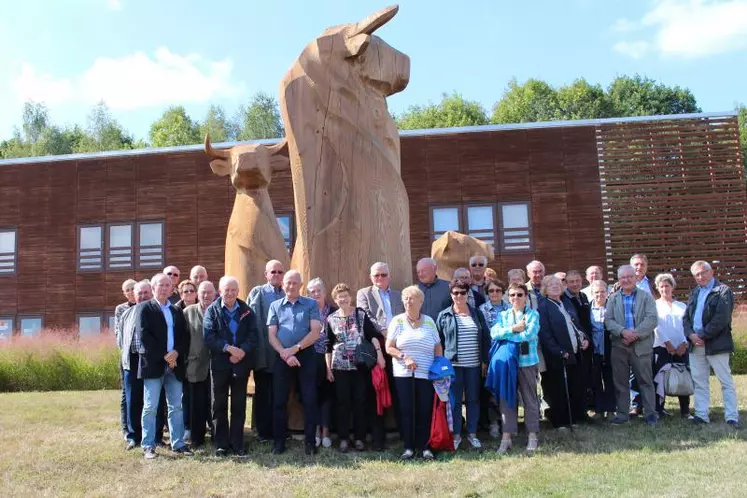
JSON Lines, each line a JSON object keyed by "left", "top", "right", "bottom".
{"left": 491, "top": 78, "right": 561, "bottom": 124}
{"left": 199, "top": 104, "right": 233, "bottom": 143}
{"left": 21, "top": 101, "right": 51, "bottom": 143}
{"left": 396, "top": 92, "right": 489, "bottom": 130}
{"left": 76, "top": 102, "right": 134, "bottom": 153}
{"left": 235, "top": 92, "right": 284, "bottom": 140}
{"left": 738, "top": 104, "right": 747, "bottom": 171}
{"left": 148, "top": 106, "right": 201, "bottom": 147}
{"left": 556, "top": 79, "right": 613, "bottom": 120}
{"left": 606, "top": 75, "right": 700, "bottom": 117}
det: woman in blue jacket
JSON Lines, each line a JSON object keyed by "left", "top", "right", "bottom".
{"left": 435, "top": 280, "right": 491, "bottom": 450}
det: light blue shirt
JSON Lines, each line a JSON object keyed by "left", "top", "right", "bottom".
{"left": 591, "top": 304, "right": 605, "bottom": 356}
{"left": 379, "top": 288, "right": 393, "bottom": 326}
{"left": 636, "top": 276, "right": 652, "bottom": 294}
{"left": 159, "top": 300, "right": 175, "bottom": 352}
{"left": 693, "top": 278, "right": 715, "bottom": 333}
{"left": 267, "top": 295, "right": 321, "bottom": 348}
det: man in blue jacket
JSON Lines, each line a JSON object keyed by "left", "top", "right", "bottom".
{"left": 204, "top": 276, "right": 258, "bottom": 456}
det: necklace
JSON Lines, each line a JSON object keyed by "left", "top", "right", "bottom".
{"left": 406, "top": 314, "right": 421, "bottom": 327}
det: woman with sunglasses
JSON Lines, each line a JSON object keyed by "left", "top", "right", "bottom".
{"left": 490, "top": 282, "right": 540, "bottom": 453}
{"left": 479, "top": 279, "right": 510, "bottom": 327}
{"left": 176, "top": 280, "right": 198, "bottom": 311}
{"left": 435, "top": 280, "right": 491, "bottom": 450}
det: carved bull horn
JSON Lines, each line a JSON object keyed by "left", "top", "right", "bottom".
{"left": 204, "top": 135, "right": 230, "bottom": 159}
{"left": 349, "top": 4, "right": 399, "bottom": 37}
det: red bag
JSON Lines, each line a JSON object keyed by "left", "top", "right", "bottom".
{"left": 427, "top": 392, "right": 454, "bottom": 452}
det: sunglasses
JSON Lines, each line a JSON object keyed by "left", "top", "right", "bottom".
{"left": 509, "top": 293, "right": 525, "bottom": 298}
{"left": 166, "top": 272, "right": 179, "bottom": 277}
{"left": 373, "top": 273, "right": 389, "bottom": 278}
{"left": 269, "top": 270, "right": 284, "bottom": 275}
{"left": 451, "top": 290, "right": 467, "bottom": 296}
{"left": 470, "top": 263, "right": 485, "bottom": 267}
{"left": 488, "top": 288, "right": 504, "bottom": 294}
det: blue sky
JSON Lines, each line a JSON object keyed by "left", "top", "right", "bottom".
{"left": 1, "top": 0, "right": 746, "bottom": 141}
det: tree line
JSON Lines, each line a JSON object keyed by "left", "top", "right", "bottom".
{"left": 1, "top": 75, "right": 745, "bottom": 169}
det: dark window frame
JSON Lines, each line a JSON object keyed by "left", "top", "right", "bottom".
{"left": 77, "top": 224, "right": 105, "bottom": 272}
{"left": 275, "top": 213, "right": 296, "bottom": 252}
{"left": 429, "top": 204, "right": 463, "bottom": 241}
{"left": 0, "top": 315, "right": 14, "bottom": 340}
{"left": 137, "top": 220, "right": 165, "bottom": 270}
{"left": 77, "top": 312, "right": 104, "bottom": 337}
{"left": 498, "top": 201, "right": 534, "bottom": 253}
{"left": 18, "top": 314, "right": 44, "bottom": 337}
{"left": 0, "top": 227, "right": 17, "bottom": 276}
{"left": 106, "top": 222, "right": 135, "bottom": 271}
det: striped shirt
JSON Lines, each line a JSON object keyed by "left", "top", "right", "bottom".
{"left": 490, "top": 306, "right": 540, "bottom": 368}
{"left": 388, "top": 314, "right": 440, "bottom": 380}
{"left": 453, "top": 315, "right": 480, "bottom": 368}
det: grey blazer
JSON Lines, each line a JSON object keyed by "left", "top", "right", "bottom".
{"left": 356, "top": 285, "right": 404, "bottom": 332}
{"left": 604, "top": 289, "right": 657, "bottom": 356}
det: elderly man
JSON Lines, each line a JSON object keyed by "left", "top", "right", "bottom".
{"left": 683, "top": 261, "right": 739, "bottom": 427}
{"left": 416, "top": 258, "right": 451, "bottom": 320}
{"left": 118, "top": 280, "right": 156, "bottom": 450}
{"left": 630, "top": 254, "right": 656, "bottom": 295}
{"left": 204, "top": 276, "right": 258, "bottom": 456}
{"left": 357, "top": 262, "right": 403, "bottom": 332}
{"left": 136, "top": 273, "right": 192, "bottom": 459}
{"left": 182, "top": 280, "right": 216, "bottom": 448}
{"left": 581, "top": 266, "right": 604, "bottom": 302}
{"left": 564, "top": 270, "right": 592, "bottom": 337}
{"left": 469, "top": 255, "right": 489, "bottom": 297}
{"left": 604, "top": 265, "right": 658, "bottom": 425}
{"left": 114, "top": 278, "right": 137, "bottom": 440}
{"left": 453, "top": 267, "right": 486, "bottom": 309}
{"left": 526, "top": 260, "right": 545, "bottom": 309}
{"left": 247, "top": 259, "right": 286, "bottom": 443}
{"left": 163, "top": 265, "right": 182, "bottom": 304}
{"left": 189, "top": 265, "right": 209, "bottom": 287}
{"left": 267, "top": 270, "right": 322, "bottom": 455}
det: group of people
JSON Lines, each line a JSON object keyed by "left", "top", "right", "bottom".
{"left": 114, "top": 253, "right": 740, "bottom": 460}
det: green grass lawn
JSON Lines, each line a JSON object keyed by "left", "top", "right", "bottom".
{"left": 1, "top": 378, "right": 746, "bottom": 497}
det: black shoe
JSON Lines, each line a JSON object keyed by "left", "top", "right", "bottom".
{"left": 645, "top": 414, "right": 658, "bottom": 426}
{"left": 727, "top": 420, "right": 740, "bottom": 429}
{"left": 305, "top": 443, "right": 318, "bottom": 455}
{"left": 271, "top": 445, "right": 285, "bottom": 455}
{"left": 609, "top": 415, "right": 630, "bottom": 425}
{"left": 234, "top": 449, "right": 247, "bottom": 458}
{"left": 174, "top": 445, "right": 194, "bottom": 456}
{"left": 215, "top": 448, "right": 228, "bottom": 457}
{"left": 143, "top": 447, "right": 158, "bottom": 460}
{"left": 657, "top": 409, "right": 672, "bottom": 418}
{"left": 690, "top": 415, "right": 708, "bottom": 425}
{"left": 370, "top": 442, "right": 385, "bottom": 452}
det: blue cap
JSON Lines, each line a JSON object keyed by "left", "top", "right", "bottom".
{"left": 428, "top": 356, "right": 455, "bottom": 380}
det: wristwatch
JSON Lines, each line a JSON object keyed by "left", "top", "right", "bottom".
{"left": 399, "top": 352, "right": 406, "bottom": 360}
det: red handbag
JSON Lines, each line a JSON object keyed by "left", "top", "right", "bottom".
{"left": 427, "top": 392, "right": 454, "bottom": 452}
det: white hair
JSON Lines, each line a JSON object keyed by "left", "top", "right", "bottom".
{"left": 617, "top": 264, "right": 635, "bottom": 277}
{"left": 198, "top": 280, "right": 216, "bottom": 292}
{"left": 654, "top": 273, "right": 676, "bottom": 289}
{"left": 526, "top": 260, "right": 545, "bottom": 272}
{"left": 453, "top": 267, "right": 470, "bottom": 277}
{"left": 121, "top": 278, "right": 137, "bottom": 291}
{"left": 469, "top": 255, "right": 488, "bottom": 265}
{"left": 163, "top": 265, "right": 179, "bottom": 274}
{"left": 590, "top": 280, "right": 607, "bottom": 291}
{"left": 307, "top": 277, "right": 325, "bottom": 291}
{"left": 370, "top": 262, "right": 390, "bottom": 275}
{"left": 417, "top": 257, "right": 437, "bottom": 268}
{"left": 265, "top": 259, "right": 284, "bottom": 271}
{"left": 284, "top": 269, "right": 302, "bottom": 283}
{"left": 218, "top": 276, "right": 239, "bottom": 290}
{"left": 585, "top": 265, "right": 603, "bottom": 276}
{"left": 190, "top": 265, "right": 207, "bottom": 275}
{"left": 134, "top": 280, "right": 152, "bottom": 293}
{"left": 691, "top": 260, "right": 712, "bottom": 273}
{"left": 150, "top": 273, "right": 170, "bottom": 287}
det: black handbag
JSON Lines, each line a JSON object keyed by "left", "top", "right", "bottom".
{"left": 353, "top": 310, "right": 377, "bottom": 369}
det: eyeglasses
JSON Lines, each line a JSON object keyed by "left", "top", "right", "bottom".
{"left": 451, "top": 290, "right": 467, "bottom": 296}
{"left": 488, "top": 288, "right": 503, "bottom": 294}
{"left": 181, "top": 289, "right": 195, "bottom": 294}
{"left": 167, "top": 272, "right": 179, "bottom": 277}
{"left": 509, "top": 293, "right": 525, "bottom": 298}
{"left": 470, "top": 263, "right": 485, "bottom": 267}
{"left": 373, "top": 273, "right": 389, "bottom": 278}
{"left": 269, "top": 270, "right": 284, "bottom": 275}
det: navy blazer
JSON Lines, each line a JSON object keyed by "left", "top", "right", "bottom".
{"left": 203, "top": 297, "right": 257, "bottom": 377}
{"left": 538, "top": 298, "right": 581, "bottom": 367}
{"left": 563, "top": 291, "right": 592, "bottom": 344}
{"left": 136, "top": 299, "right": 189, "bottom": 381}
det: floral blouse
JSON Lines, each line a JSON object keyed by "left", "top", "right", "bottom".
{"left": 325, "top": 308, "right": 380, "bottom": 371}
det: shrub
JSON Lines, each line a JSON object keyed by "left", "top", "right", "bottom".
{"left": 0, "top": 331, "right": 119, "bottom": 392}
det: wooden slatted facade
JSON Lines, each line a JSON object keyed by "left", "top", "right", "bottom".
{"left": 0, "top": 112, "right": 743, "bottom": 332}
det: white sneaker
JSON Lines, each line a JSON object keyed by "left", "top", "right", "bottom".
{"left": 183, "top": 430, "right": 191, "bottom": 443}
{"left": 489, "top": 423, "right": 500, "bottom": 439}
{"left": 422, "top": 449, "right": 434, "bottom": 460}
{"left": 315, "top": 436, "right": 322, "bottom": 447}
{"left": 467, "top": 436, "right": 482, "bottom": 449}
{"left": 453, "top": 436, "right": 462, "bottom": 450}
{"left": 526, "top": 434, "right": 539, "bottom": 452}
{"left": 497, "top": 439, "right": 512, "bottom": 454}
{"left": 322, "top": 437, "right": 332, "bottom": 448}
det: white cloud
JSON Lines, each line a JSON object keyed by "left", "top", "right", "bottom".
{"left": 108, "top": 0, "right": 122, "bottom": 10}
{"left": 10, "top": 47, "right": 243, "bottom": 110}
{"left": 611, "top": 17, "right": 640, "bottom": 33}
{"left": 612, "top": 40, "right": 651, "bottom": 59}
{"left": 612, "top": 0, "right": 747, "bottom": 58}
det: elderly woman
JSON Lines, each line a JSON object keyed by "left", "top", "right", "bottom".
{"left": 589, "top": 280, "right": 615, "bottom": 419}
{"left": 176, "top": 280, "right": 198, "bottom": 311}
{"left": 505, "top": 269, "right": 526, "bottom": 304}
{"left": 653, "top": 273, "right": 690, "bottom": 418}
{"left": 436, "top": 280, "right": 491, "bottom": 450}
{"left": 307, "top": 277, "right": 336, "bottom": 448}
{"left": 538, "top": 275, "right": 590, "bottom": 428}
{"left": 490, "top": 282, "right": 540, "bottom": 453}
{"left": 325, "top": 283, "right": 385, "bottom": 452}
{"left": 386, "top": 285, "right": 444, "bottom": 460}
{"left": 480, "top": 279, "right": 510, "bottom": 327}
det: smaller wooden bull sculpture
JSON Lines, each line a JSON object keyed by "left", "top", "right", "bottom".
{"left": 432, "top": 231, "right": 495, "bottom": 282}
{"left": 204, "top": 136, "right": 290, "bottom": 299}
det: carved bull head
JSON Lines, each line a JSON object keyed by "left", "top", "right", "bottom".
{"left": 204, "top": 136, "right": 289, "bottom": 192}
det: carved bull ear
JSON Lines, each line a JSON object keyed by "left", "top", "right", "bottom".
{"left": 350, "top": 5, "right": 399, "bottom": 37}
{"left": 204, "top": 135, "right": 232, "bottom": 177}
{"left": 265, "top": 138, "right": 290, "bottom": 172}
{"left": 345, "top": 33, "right": 370, "bottom": 58}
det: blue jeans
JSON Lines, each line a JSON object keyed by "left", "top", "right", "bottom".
{"left": 142, "top": 370, "right": 185, "bottom": 450}
{"left": 451, "top": 366, "right": 481, "bottom": 436}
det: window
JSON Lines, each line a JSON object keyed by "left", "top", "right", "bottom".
{"left": 139, "top": 221, "right": 164, "bottom": 268}
{"left": 78, "top": 314, "right": 103, "bottom": 337}
{"left": 106, "top": 313, "right": 116, "bottom": 332}
{"left": 276, "top": 214, "right": 295, "bottom": 250}
{"left": 0, "top": 229, "right": 16, "bottom": 275}
{"left": 0, "top": 317, "right": 13, "bottom": 341}
{"left": 108, "top": 223, "right": 133, "bottom": 269}
{"left": 19, "top": 316, "right": 43, "bottom": 337}
{"left": 78, "top": 225, "right": 103, "bottom": 271}
{"left": 432, "top": 206, "right": 461, "bottom": 240}
{"left": 430, "top": 202, "right": 533, "bottom": 253}
{"left": 500, "top": 203, "right": 532, "bottom": 252}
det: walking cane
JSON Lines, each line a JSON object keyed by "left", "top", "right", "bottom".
{"left": 411, "top": 369, "right": 417, "bottom": 451}
{"left": 562, "top": 356, "right": 574, "bottom": 434}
